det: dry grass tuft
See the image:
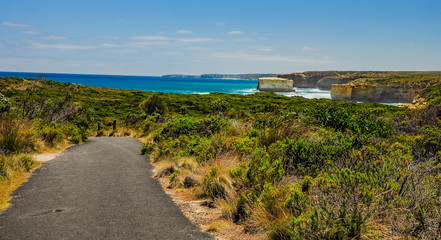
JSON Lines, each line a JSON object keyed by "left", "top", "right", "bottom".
{"left": 0, "top": 119, "right": 35, "bottom": 154}
{"left": 204, "top": 219, "right": 228, "bottom": 233}
{"left": 0, "top": 154, "right": 40, "bottom": 212}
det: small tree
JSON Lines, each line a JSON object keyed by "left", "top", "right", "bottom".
{"left": 0, "top": 93, "right": 11, "bottom": 115}
{"left": 139, "top": 94, "right": 168, "bottom": 115}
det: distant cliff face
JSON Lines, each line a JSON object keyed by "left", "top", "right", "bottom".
{"left": 317, "top": 77, "right": 358, "bottom": 90}
{"left": 331, "top": 83, "right": 423, "bottom": 103}
{"left": 258, "top": 77, "right": 293, "bottom": 92}
{"left": 278, "top": 72, "right": 332, "bottom": 88}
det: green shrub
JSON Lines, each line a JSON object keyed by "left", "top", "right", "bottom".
{"left": 415, "top": 126, "right": 441, "bottom": 161}
{"left": 169, "top": 172, "right": 178, "bottom": 183}
{"left": 211, "top": 98, "right": 230, "bottom": 113}
{"left": 254, "top": 184, "right": 292, "bottom": 240}
{"left": 0, "top": 119, "right": 33, "bottom": 154}
{"left": 233, "top": 137, "right": 257, "bottom": 155}
{"left": 141, "top": 142, "right": 154, "bottom": 155}
{"left": 39, "top": 121, "right": 64, "bottom": 146}
{"left": 202, "top": 167, "right": 232, "bottom": 200}
{"left": 309, "top": 104, "right": 393, "bottom": 138}
{"left": 20, "top": 156, "right": 35, "bottom": 172}
{"left": 0, "top": 156, "right": 7, "bottom": 177}
{"left": 139, "top": 94, "right": 168, "bottom": 115}
{"left": 0, "top": 93, "right": 11, "bottom": 114}
{"left": 62, "top": 124, "right": 86, "bottom": 144}
{"left": 193, "top": 138, "right": 216, "bottom": 162}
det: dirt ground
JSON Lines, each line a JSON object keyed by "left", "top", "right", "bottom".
{"left": 155, "top": 174, "right": 264, "bottom": 240}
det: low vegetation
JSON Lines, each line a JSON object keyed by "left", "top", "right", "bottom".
{"left": 1, "top": 74, "right": 441, "bottom": 239}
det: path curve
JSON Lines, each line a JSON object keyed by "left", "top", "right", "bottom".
{"left": 0, "top": 137, "right": 213, "bottom": 240}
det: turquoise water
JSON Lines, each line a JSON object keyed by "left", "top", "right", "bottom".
{"left": 0, "top": 71, "right": 331, "bottom": 99}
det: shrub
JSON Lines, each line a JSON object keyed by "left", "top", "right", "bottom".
{"left": 139, "top": 94, "right": 168, "bottom": 115}
{"left": 192, "top": 137, "right": 219, "bottom": 162}
{"left": 169, "top": 172, "right": 178, "bottom": 185}
{"left": 233, "top": 137, "right": 257, "bottom": 155}
{"left": 0, "top": 156, "right": 7, "bottom": 177}
{"left": 253, "top": 184, "right": 292, "bottom": 240}
{"left": 0, "top": 93, "right": 11, "bottom": 115}
{"left": 212, "top": 98, "right": 230, "bottom": 113}
{"left": 0, "top": 119, "right": 34, "bottom": 154}
{"left": 141, "top": 142, "right": 154, "bottom": 155}
{"left": 62, "top": 124, "right": 86, "bottom": 144}
{"left": 201, "top": 167, "right": 233, "bottom": 200}
{"left": 39, "top": 121, "right": 64, "bottom": 147}
{"left": 20, "top": 156, "right": 35, "bottom": 172}
{"left": 415, "top": 126, "right": 441, "bottom": 161}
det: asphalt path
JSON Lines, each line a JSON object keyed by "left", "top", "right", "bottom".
{"left": 0, "top": 137, "right": 213, "bottom": 240}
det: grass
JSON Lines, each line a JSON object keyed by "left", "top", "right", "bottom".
{"left": 0, "top": 154, "right": 40, "bottom": 211}
{"left": 204, "top": 219, "right": 228, "bottom": 232}
{"left": 2, "top": 74, "right": 441, "bottom": 238}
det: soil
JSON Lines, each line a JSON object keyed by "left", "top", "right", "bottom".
{"left": 155, "top": 172, "right": 264, "bottom": 240}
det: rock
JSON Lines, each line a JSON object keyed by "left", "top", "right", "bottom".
{"left": 317, "top": 76, "right": 357, "bottom": 90}
{"left": 331, "top": 83, "right": 423, "bottom": 103}
{"left": 183, "top": 176, "right": 198, "bottom": 188}
{"left": 279, "top": 72, "right": 338, "bottom": 88}
{"left": 201, "top": 201, "right": 216, "bottom": 208}
{"left": 257, "top": 77, "right": 293, "bottom": 92}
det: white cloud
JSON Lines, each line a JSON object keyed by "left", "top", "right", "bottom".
{"left": 302, "top": 46, "right": 315, "bottom": 51}
{"left": 125, "top": 41, "right": 168, "bottom": 48}
{"left": 99, "top": 43, "right": 120, "bottom": 48}
{"left": 22, "top": 31, "right": 40, "bottom": 35}
{"left": 187, "top": 46, "right": 210, "bottom": 51}
{"left": 234, "top": 38, "right": 253, "bottom": 42}
{"left": 41, "top": 35, "right": 69, "bottom": 40}
{"left": 161, "top": 51, "right": 179, "bottom": 55}
{"left": 2, "top": 21, "right": 33, "bottom": 28}
{"left": 228, "top": 30, "right": 244, "bottom": 35}
{"left": 28, "top": 43, "right": 98, "bottom": 50}
{"left": 27, "top": 39, "right": 169, "bottom": 50}
{"left": 131, "top": 35, "right": 169, "bottom": 41}
{"left": 96, "top": 36, "right": 120, "bottom": 40}
{"left": 257, "top": 47, "right": 273, "bottom": 52}
{"left": 177, "top": 30, "right": 192, "bottom": 34}
{"left": 178, "top": 38, "right": 220, "bottom": 43}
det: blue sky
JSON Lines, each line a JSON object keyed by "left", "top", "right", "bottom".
{"left": 0, "top": 0, "right": 440, "bottom": 76}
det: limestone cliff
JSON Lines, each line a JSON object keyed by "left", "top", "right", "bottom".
{"left": 278, "top": 71, "right": 390, "bottom": 89}
{"left": 278, "top": 72, "right": 333, "bottom": 88}
{"left": 317, "top": 77, "right": 359, "bottom": 90}
{"left": 331, "top": 83, "right": 423, "bottom": 103}
{"left": 257, "top": 77, "right": 294, "bottom": 92}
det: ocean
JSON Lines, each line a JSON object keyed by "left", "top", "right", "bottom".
{"left": 0, "top": 72, "right": 331, "bottom": 99}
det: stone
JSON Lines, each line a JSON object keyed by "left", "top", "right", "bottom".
{"left": 257, "top": 77, "right": 294, "bottom": 92}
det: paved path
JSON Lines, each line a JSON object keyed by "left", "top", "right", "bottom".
{"left": 0, "top": 137, "right": 213, "bottom": 240}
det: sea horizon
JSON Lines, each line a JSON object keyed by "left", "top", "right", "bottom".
{"left": 0, "top": 71, "right": 331, "bottom": 99}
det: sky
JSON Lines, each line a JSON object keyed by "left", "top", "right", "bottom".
{"left": 0, "top": 0, "right": 440, "bottom": 76}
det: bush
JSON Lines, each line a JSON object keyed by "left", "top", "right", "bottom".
{"left": 201, "top": 167, "right": 233, "bottom": 200}
{"left": 415, "top": 126, "right": 441, "bottom": 161}
{"left": 139, "top": 94, "right": 168, "bottom": 115}
{"left": 62, "top": 124, "right": 86, "bottom": 144}
{"left": 141, "top": 142, "right": 154, "bottom": 155}
{"left": 212, "top": 98, "right": 230, "bottom": 113}
{"left": 37, "top": 121, "right": 64, "bottom": 147}
{"left": 0, "top": 119, "right": 34, "bottom": 154}
{"left": 20, "top": 156, "right": 35, "bottom": 172}
{"left": 0, "top": 156, "right": 7, "bottom": 177}
{"left": 0, "top": 93, "right": 11, "bottom": 114}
